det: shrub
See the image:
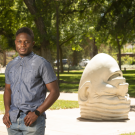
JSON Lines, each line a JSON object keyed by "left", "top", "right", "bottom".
{"left": 63, "top": 65, "right": 83, "bottom": 70}
{"left": 121, "top": 55, "right": 133, "bottom": 65}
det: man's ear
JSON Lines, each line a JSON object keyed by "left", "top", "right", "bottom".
{"left": 15, "top": 40, "right": 17, "bottom": 46}
{"left": 32, "top": 41, "right": 35, "bottom": 47}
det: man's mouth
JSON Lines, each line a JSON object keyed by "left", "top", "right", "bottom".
{"left": 19, "top": 48, "right": 26, "bottom": 52}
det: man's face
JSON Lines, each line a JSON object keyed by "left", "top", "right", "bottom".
{"left": 15, "top": 33, "right": 35, "bottom": 57}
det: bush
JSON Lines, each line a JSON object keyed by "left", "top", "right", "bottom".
{"left": 132, "top": 58, "right": 135, "bottom": 65}
{"left": 63, "top": 65, "right": 83, "bottom": 70}
{"left": 121, "top": 55, "right": 133, "bottom": 65}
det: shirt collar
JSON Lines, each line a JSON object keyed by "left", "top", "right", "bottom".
{"left": 18, "top": 52, "right": 35, "bottom": 61}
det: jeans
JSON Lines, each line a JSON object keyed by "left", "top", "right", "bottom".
{"left": 7, "top": 112, "right": 45, "bottom": 135}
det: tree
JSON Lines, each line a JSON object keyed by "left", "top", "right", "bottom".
{"left": 95, "top": 0, "right": 135, "bottom": 69}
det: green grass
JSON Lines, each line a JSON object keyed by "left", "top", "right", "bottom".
{"left": 122, "top": 70, "right": 135, "bottom": 97}
{"left": 1, "top": 69, "right": 135, "bottom": 95}
{"left": 120, "top": 132, "right": 135, "bottom": 135}
{"left": 0, "top": 94, "right": 79, "bottom": 114}
{"left": 49, "top": 100, "right": 79, "bottom": 110}
{"left": 58, "top": 70, "right": 135, "bottom": 96}
{"left": 0, "top": 94, "right": 4, "bottom": 114}
{"left": 58, "top": 70, "right": 83, "bottom": 93}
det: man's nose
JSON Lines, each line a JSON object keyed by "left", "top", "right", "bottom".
{"left": 20, "top": 42, "right": 26, "bottom": 47}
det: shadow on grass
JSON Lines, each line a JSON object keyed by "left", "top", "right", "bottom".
{"left": 122, "top": 70, "right": 135, "bottom": 74}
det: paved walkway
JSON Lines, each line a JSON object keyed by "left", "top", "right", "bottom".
{"left": 0, "top": 92, "right": 135, "bottom": 135}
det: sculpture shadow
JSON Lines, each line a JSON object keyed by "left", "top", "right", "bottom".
{"left": 77, "top": 117, "right": 129, "bottom": 123}
{"left": 130, "top": 105, "right": 135, "bottom": 112}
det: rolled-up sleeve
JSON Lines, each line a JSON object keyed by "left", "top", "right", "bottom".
{"left": 40, "top": 61, "right": 57, "bottom": 84}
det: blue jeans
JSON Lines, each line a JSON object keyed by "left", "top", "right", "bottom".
{"left": 7, "top": 112, "right": 45, "bottom": 135}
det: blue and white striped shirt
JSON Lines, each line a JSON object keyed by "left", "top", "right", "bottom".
{"left": 5, "top": 52, "right": 57, "bottom": 122}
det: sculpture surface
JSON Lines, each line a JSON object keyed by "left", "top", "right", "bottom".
{"left": 78, "top": 53, "right": 130, "bottom": 120}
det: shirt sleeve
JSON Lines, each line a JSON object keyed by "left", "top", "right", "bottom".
{"left": 40, "top": 60, "right": 57, "bottom": 84}
{"left": 5, "top": 66, "right": 11, "bottom": 84}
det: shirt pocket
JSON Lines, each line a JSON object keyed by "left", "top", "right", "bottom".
{"left": 24, "top": 70, "right": 39, "bottom": 83}
{"left": 24, "top": 70, "right": 32, "bottom": 83}
{"left": 9, "top": 70, "right": 14, "bottom": 83}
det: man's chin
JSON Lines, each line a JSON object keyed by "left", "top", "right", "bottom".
{"left": 19, "top": 52, "right": 30, "bottom": 57}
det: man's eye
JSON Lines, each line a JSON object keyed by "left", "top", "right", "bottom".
{"left": 17, "top": 41, "right": 21, "bottom": 43}
{"left": 25, "top": 41, "right": 29, "bottom": 44}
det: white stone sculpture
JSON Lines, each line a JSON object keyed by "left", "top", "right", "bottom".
{"left": 78, "top": 53, "right": 131, "bottom": 120}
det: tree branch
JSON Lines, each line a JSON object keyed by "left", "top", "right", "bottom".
{"left": 59, "top": 36, "right": 75, "bottom": 46}
{"left": 125, "top": 15, "right": 135, "bottom": 25}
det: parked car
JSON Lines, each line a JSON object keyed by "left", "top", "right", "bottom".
{"left": 79, "top": 59, "right": 90, "bottom": 66}
{"left": 54, "top": 59, "right": 68, "bottom": 66}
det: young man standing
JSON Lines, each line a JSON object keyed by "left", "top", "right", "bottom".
{"left": 3, "top": 27, "right": 60, "bottom": 135}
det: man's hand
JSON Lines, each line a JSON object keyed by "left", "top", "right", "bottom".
{"left": 3, "top": 112, "right": 11, "bottom": 128}
{"left": 24, "top": 111, "right": 38, "bottom": 126}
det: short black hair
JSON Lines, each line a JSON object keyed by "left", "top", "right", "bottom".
{"left": 16, "top": 27, "right": 34, "bottom": 41}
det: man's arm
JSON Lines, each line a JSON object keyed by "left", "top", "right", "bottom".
{"left": 3, "top": 83, "right": 12, "bottom": 128}
{"left": 24, "top": 80, "right": 60, "bottom": 126}
{"left": 36, "top": 80, "right": 60, "bottom": 114}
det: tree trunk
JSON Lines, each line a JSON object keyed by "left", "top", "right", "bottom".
{"left": 117, "top": 39, "right": 122, "bottom": 70}
{"left": 72, "top": 51, "right": 78, "bottom": 66}
{"left": 59, "top": 46, "right": 63, "bottom": 73}
{"left": 23, "top": 0, "right": 52, "bottom": 64}
{"left": 3, "top": 51, "right": 6, "bottom": 67}
{"left": 90, "top": 37, "right": 98, "bottom": 58}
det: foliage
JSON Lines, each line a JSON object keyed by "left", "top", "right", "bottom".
{"left": 88, "top": 0, "right": 135, "bottom": 69}
{"left": 122, "top": 47, "right": 135, "bottom": 53}
{"left": 121, "top": 56, "right": 134, "bottom": 65}
{"left": 0, "top": 0, "right": 17, "bottom": 50}
{"left": 12, "top": 52, "right": 19, "bottom": 59}
{"left": 63, "top": 65, "right": 83, "bottom": 70}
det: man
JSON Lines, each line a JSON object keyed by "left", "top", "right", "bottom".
{"left": 3, "top": 27, "right": 60, "bottom": 135}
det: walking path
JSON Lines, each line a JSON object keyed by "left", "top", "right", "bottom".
{"left": 0, "top": 91, "right": 135, "bottom": 135}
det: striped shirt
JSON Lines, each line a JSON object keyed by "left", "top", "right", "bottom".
{"left": 5, "top": 52, "right": 57, "bottom": 122}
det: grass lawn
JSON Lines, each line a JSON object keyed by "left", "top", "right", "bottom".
{"left": 120, "top": 133, "right": 135, "bottom": 135}
{"left": 59, "top": 69, "right": 135, "bottom": 97}
{"left": 58, "top": 70, "right": 83, "bottom": 93}
{"left": 0, "top": 94, "right": 4, "bottom": 114}
{"left": 49, "top": 100, "right": 79, "bottom": 110}
{"left": 0, "top": 69, "right": 135, "bottom": 96}
{"left": 122, "top": 70, "right": 135, "bottom": 97}
{"left": 0, "top": 94, "right": 79, "bottom": 114}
